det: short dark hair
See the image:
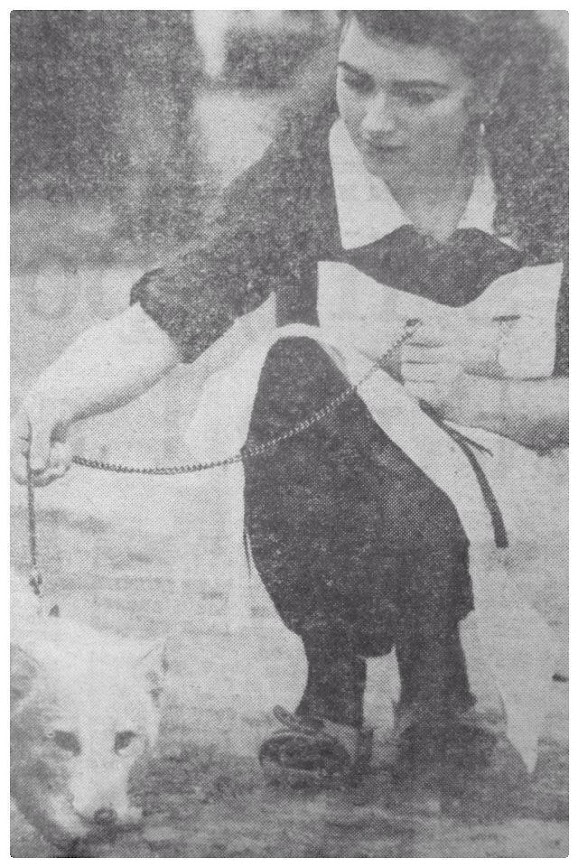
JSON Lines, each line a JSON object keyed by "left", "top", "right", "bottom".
{"left": 341, "top": 10, "right": 537, "bottom": 80}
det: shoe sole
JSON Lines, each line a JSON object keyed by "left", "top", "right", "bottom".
{"left": 260, "top": 755, "right": 354, "bottom": 789}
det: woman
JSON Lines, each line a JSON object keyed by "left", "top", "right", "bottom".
{"left": 13, "top": 11, "right": 568, "bottom": 785}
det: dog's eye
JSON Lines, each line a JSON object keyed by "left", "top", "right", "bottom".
{"left": 52, "top": 730, "right": 81, "bottom": 755}
{"left": 115, "top": 730, "right": 139, "bottom": 753}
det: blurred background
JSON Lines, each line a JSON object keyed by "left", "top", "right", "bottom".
{"left": 11, "top": 11, "right": 338, "bottom": 268}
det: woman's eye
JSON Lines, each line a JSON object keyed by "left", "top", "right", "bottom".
{"left": 52, "top": 730, "right": 81, "bottom": 755}
{"left": 342, "top": 75, "right": 373, "bottom": 95}
{"left": 115, "top": 730, "right": 139, "bottom": 753}
{"left": 403, "top": 90, "right": 438, "bottom": 106}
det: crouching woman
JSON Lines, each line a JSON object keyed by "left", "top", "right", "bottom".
{"left": 12, "top": 11, "right": 568, "bottom": 784}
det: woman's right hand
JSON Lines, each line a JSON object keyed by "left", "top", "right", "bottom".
{"left": 11, "top": 392, "right": 73, "bottom": 487}
{"left": 11, "top": 307, "right": 181, "bottom": 488}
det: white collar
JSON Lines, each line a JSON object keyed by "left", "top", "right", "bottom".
{"left": 329, "top": 117, "right": 502, "bottom": 250}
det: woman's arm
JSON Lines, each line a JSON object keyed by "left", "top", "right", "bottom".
{"left": 11, "top": 305, "right": 180, "bottom": 485}
{"left": 37, "top": 305, "right": 180, "bottom": 422}
{"left": 402, "top": 355, "right": 568, "bottom": 452}
{"left": 13, "top": 141, "right": 295, "bottom": 487}
{"left": 454, "top": 374, "right": 568, "bottom": 450}
{"left": 401, "top": 316, "right": 568, "bottom": 450}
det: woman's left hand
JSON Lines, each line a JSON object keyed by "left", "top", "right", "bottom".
{"left": 400, "top": 322, "right": 476, "bottom": 423}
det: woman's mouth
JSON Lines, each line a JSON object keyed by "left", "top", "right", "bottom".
{"left": 360, "top": 139, "right": 407, "bottom": 157}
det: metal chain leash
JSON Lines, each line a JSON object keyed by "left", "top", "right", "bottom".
{"left": 26, "top": 320, "right": 421, "bottom": 595}
{"left": 71, "top": 321, "right": 421, "bottom": 476}
{"left": 26, "top": 423, "right": 44, "bottom": 597}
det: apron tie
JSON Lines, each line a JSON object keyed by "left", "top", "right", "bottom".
{"left": 419, "top": 400, "right": 508, "bottom": 549}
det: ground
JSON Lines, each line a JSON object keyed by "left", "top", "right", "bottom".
{"left": 10, "top": 90, "right": 568, "bottom": 858}
{"left": 8, "top": 456, "right": 569, "bottom": 857}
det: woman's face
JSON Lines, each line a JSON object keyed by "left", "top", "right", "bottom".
{"left": 336, "top": 18, "right": 479, "bottom": 185}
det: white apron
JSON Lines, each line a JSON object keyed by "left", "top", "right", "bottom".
{"left": 184, "top": 258, "right": 566, "bottom": 772}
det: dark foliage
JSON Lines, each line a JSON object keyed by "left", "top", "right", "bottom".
{"left": 11, "top": 11, "right": 206, "bottom": 246}
{"left": 223, "top": 25, "right": 326, "bottom": 90}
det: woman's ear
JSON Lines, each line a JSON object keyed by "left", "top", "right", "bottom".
{"left": 473, "top": 61, "right": 510, "bottom": 123}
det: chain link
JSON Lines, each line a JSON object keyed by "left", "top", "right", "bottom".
{"left": 71, "top": 322, "right": 420, "bottom": 476}
{"left": 26, "top": 422, "right": 43, "bottom": 597}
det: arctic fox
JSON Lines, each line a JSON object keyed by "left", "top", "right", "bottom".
{"left": 11, "top": 570, "right": 167, "bottom": 848}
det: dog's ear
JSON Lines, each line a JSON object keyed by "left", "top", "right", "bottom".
{"left": 11, "top": 644, "right": 41, "bottom": 705}
{"left": 135, "top": 639, "right": 168, "bottom": 706}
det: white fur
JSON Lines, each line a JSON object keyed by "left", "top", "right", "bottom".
{"left": 11, "top": 569, "right": 167, "bottom": 847}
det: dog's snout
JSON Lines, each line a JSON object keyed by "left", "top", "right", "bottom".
{"left": 93, "top": 807, "right": 117, "bottom": 826}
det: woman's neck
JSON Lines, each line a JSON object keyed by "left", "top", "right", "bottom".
{"left": 383, "top": 136, "right": 480, "bottom": 242}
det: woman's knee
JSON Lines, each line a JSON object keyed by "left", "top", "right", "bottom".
{"left": 257, "top": 337, "right": 346, "bottom": 408}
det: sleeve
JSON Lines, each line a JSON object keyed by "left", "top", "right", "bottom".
{"left": 130, "top": 146, "right": 291, "bottom": 363}
{"left": 469, "top": 261, "right": 565, "bottom": 379}
{"left": 553, "top": 260, "right": 568, "bottom": 378}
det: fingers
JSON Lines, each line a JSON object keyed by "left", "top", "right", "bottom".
{"left": 405, "top": 335, "right": 446, "bottom": 349}
{"left": 402, "top": 345, "right": 453, "bottom": 364}
{"left": 30, "top": 442, "right": 73, "bottom": 487}
{"left": 405, "top": 321, "right": 446, "bottom": 348}
{"left": 49, "top": 441, "right": 72, "bottom": 481}
{"left": 11, "top": 402, "right": 71, "bottom": 486}
{"left": 402, "top": 365, "right": 442, "bottom": 405}
{"left": 401, "top": 339, "right": 459, "bottom": 384}
{"left": 10, "top": 410, "right": 31, "bottom": 484}
{"left": 28, "top": 412, "right": 55, "bottom": 475}
{"left": 12, "top": 440, "right": 71, "bottom": 487}
{"left": 404, "top": 379, "right": 437, "bottom": 404}
{"left": 402, "top": 360, "right": 460, "bottom": 381}
{"left": 401, "top": 356, "right": 461, "bottom": 410}
{"left": 402, "top": 328, "right": 459, "bottom": 364}
{"left": 403, "top": 369, "right": 448, "bottom": 407}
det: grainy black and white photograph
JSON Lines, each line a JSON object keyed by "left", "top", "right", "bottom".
{"left": 10, "top": 7, "right": 569, "bottom": 858}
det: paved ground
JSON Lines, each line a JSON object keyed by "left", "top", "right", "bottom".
{"left": 9, "top": 450, "right": 569, "bottom": 856}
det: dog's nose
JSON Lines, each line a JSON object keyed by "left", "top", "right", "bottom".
{"left": 93, "top": 807, "right": 118, "bottom": 826}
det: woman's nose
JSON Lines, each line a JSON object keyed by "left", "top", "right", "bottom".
{"left": 93, "top": 807, "right": 118, "bottom": 826}
{"left": 362, "top": 93, "right": 397, "bottom": 137}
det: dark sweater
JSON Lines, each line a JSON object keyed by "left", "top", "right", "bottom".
{"left": 130, "top": 113, "right": 568, "bottom": 377}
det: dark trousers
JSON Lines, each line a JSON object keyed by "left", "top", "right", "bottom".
{"left": 243, "top": 338, "right": 475, "bottom": 730}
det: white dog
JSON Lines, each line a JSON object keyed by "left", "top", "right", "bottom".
{"left": 11, "top": 570, "right": 167, "bottom": 848}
